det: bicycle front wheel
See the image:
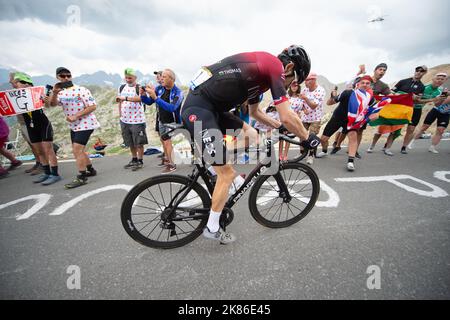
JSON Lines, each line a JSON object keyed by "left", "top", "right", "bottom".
{"left": 121, "top": 175, "right": 211, "bottom": 249}
{"left": 248, "top": 162, "right": 320, "bottom": 228}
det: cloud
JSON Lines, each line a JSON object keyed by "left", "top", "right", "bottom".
{"left": 0, "top": 0, "right": 449, "bottom": 85}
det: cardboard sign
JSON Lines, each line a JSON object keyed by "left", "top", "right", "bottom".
{"left": 0, "top": 86, "right": 45, "bottom": 117}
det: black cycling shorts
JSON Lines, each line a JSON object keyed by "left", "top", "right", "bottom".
{"left": 322, "top": 116, "right": 348, "bottom": 137}
{"left": 410, "top": 108, "right": 423, "bottom": 127}
{"left": 181, "top": 92, "right": 244, "bottom": 166}
{"left": 24, "top": 112, "right": 54, "bottom": 143}
{"left": 71, "top": 130, "right": 94, "bottom": 146}
{"left": 424, "top": 108, "right": 449, "bottom": 129}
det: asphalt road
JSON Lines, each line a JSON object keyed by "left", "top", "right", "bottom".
{"left": 1, "top": 139, "right": 449, "bottom": 300}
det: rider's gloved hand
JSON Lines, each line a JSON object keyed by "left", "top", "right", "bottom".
{"left": 278, "top": 124, "right": 288, "bottom": 134}
{"left": 300, "top": 133, "right": 321, "bottom": 149}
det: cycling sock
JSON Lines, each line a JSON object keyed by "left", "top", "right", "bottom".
{"left": 138, "top": 159, "right": 143, "bottom": 164}
{"left": 51, "top": 166, "right": 59, "bottom": 176}
{"left": 42, "top": 165, "right": 51, "bottom": 175}
{"left": 77, "top": 171, "right": 87, "bottom": 180}
{"left": 132, "top": 157, "right": 138, "bottom": 163}
{"left": 87, "top": 164, "right": 94, "bottom": 172}
{"left": 322, "top": 148, "right": 328, "bottom": 154}
{"left": 206, "top": 210, "right": 222, "bottom": 233}
{"left": 401, "top": 146, "right": 406, "bottom": 151}
{"left": 348, "top": 157, "right": 355, "bottom": 163}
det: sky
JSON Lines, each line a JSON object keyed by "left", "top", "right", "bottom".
{"left": 0, "top": 0, "right": 449, "bottom": 85}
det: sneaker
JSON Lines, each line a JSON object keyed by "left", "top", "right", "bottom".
{"left": 407, "top": 140, "right": 415, "bottom": 150}
{"left": 381, "top": 147, "right": 386, "bottom": 152}
{"left": 316, "top": 151, "right": 328, "bottom": 159}
{"left": 132, "top": 163, "right": 144, "bottom": 171}
{"left": 401, "top": 148, "right": 408, "bottom": 154}
{"left": 384, "top": 149, "right": 394, "bottom": 156}
{"left": 306, "top": 156, "right": 314, "bottom": 165}
{"left": 157, "top": 158, "right": 169, "bottom": 168}
{"left": 33, "top": 174, "right": 50, "bottom": 184}
{"left": 41, "top": 175, "right": 62, "bottom": 186}
{"left": 203, "top": 227, "right": 236, "bottom": 245}
{"left": 429, "top": 146, "right": 439, "bottom": 154}
{"left": 161, "top": 164, "right": 177, "bottom": 174}
{"left": 124, "top": 161, "right": 138, "bottom": 169}
{"left": 8, "top": 160, "right": 23, "bottom": 171}
{"left": 355, "top": 152, "right": 362, "bottom": 159}
{"left": 25, "top": 163, "right": 40, "bottom": 174}
{"left": 86, "top": 169, "right": 97, "bottom": 177}
{"left": 30, "top": 166, "right": 44, "bottom": 176}
{"left": 0, "top": 169, "right": 9, "bottom": 179}
{"left": 367, "top": 146, "right": 374, "bottom": 153}
{"left": 64, "top": 177, "right": 87, "bottom": 189}
{"left": 330, "top": 146, "right": 341, "bottom": 155}
{"left": 347, "top": 162, "right": 355, "bottom": 172}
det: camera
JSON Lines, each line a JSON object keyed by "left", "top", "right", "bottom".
{"left": 45, "top": 84, "right": 54, "bottom": 96}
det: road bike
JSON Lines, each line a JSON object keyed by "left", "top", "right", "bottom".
{"left": 121, "top": 124, "right": 320, "bottom": 249}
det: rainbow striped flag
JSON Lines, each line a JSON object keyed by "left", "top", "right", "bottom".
{"left": 369, "top": 93, "right": 414, "bottom": 134}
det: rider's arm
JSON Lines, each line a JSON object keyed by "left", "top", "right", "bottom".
{"left": 276, "top": 101, "right": 309, "bottom": 140}
{"left": 248, "top": 103, "right": 281, "bottom": 128}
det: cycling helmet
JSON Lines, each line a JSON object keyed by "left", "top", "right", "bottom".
{"left": 278, "top": 45, "right": 311, "bottom": 84}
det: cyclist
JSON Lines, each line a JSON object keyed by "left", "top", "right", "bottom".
{"left": 181, "top": 45, "right": 319, "bottom": 244}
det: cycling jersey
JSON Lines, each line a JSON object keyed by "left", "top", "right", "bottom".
{"left": 190, "top": 51, "right": 288, "bottom": 112}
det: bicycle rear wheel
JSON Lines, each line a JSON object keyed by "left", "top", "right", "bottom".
{"left": 121, "top": 175, "right": 211, "bottom": 249}
{"left": 248, "top": 162, "right": 319, "bottom": 228}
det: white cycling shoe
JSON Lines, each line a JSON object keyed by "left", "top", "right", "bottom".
{"left": 203, "top": 227, "right": 236, "bottom": 245}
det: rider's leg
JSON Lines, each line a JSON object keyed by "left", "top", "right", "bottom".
{"left": 207, "top": 164, "right": 236, "bottom": 232}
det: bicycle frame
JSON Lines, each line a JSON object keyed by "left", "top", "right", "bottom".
{"left": 164, "top": 138, "right": 291, "bottom": 219}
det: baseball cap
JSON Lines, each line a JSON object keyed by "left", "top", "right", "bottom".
{"left": 435, "top": 72, "right": 448, "bottom": 78}
{"left": 415, "top": 65, "right": 428, "bottom": 72}
{"left": 14, "top": 72, "right": 33, "bottom": 84}
{"left": 359, "top": 75, "right": 374, "bottom": 83}
{"left": 56, "top": 67, "right": 71, "bottom": 75}
{"left": 153, "top": 70, "right": 162, "bottom": 75}
{"left": 375, "top": 63, "right": 388, "bottom": 70}
{"left": 125, "top": 68, "right": 136, "bottom": 77}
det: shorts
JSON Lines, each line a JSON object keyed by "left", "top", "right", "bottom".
{"left": 24, "top": 112, "right": 54, "bottom": 143}
{"left": 26, "top": 119, "right": 54, "bottom": 144}
{"left": 71, "top": 130, "right": 94, "bottom": 146}
{"left": 120, "top": 122, "right": 148, "bottom": 147}
{"left": 410, "top": 108, "right": 422, "bottom": 127}
{"left": 0, "top": 137, "right": 6, "bottom": 149}
{"left": 322, "top": 116, "right": 348, "bottom": 137}
{"left": 303, "top": 122, "right": 321, "bottom": 135}
{"left": 181, "top": 93, "right": 244, "bottom": 166}
{"left": 424, "top": 109, "right": 449, "bottom": 129}
{"left": 155, "top": 112, "right": 160, "bottom": 133}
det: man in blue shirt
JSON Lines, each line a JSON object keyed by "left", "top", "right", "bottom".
{"left": 141, "top": 69, "right": 184, "bottom": 173}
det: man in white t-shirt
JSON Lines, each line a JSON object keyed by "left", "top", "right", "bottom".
{"left": 116, "top": 68, "right": 147, "bottom": 171}
{"left": 300, "top": 72, "right": 326, "bottom": 165}
{"left": 48, "top": 67, "right": 101, "bottom": 189}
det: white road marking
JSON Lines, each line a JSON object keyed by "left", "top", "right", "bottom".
{"left": 0, "top": 194, "right": 52, "bottom": 220}
{"left": 335, "top": 175, "right": 448, "bottom": 198}
{"left": 49, "top": 185, "right": 132, "bottom": 216}
{"left": 434, "top": 171, "right": 450, "bottom": 183}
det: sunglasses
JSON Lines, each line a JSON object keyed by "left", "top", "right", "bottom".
{"left": 59, "top": 74, "right": 72, "bottom": 79}
{"left": 416, "top": 69, "right": 426, "bottom": 73}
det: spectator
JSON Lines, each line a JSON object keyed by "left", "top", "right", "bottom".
{"left": 409, "top": 73, "right": 449, "bottom": 153}
{"left": 0, "top": 116, "right": 23, "bottom": 178}
{"left": 317, "top": 76, "right": 376, "bottom": 172}
{"left": 8, "top": 72, "right": 43, "bottom": 175}
{"left": 282, "top": 80, "right": 305, "bottom": 161}
{"left": 141, "top": 69, "right": 184, "bottom": 173}
{"left": 367, "top": 63, "right": 392, "bottom": 153}
{"left": 383, "top": 65, "right": 427, "bottom": 156}
{"left": 13, "top": 72, "right": 61, "bottom": 185}
{"left": 48, "top": 67, "right": 100, "bottom": 189}
{"left": 300, "top": 72, "right": 326, "bottom": 165}
{"left": 117, "top": 68, "right": 147, "bottom": 171}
